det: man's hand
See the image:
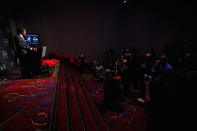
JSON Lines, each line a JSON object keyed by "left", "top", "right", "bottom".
{"left": 32, "top": 48, "right": 37, "bottom": 52}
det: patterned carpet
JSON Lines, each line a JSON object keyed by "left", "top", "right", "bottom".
{"left": 0, "top": 72, "right": 58, "bottom": 131}
{"left": 82, "top": 73, "right": 148, "bottom": 131}
{"left": 0, "top": 65, "right": 148, "bottom": 131}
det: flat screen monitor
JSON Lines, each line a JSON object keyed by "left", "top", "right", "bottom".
{"left": 25, "top": 34, "right": 40, "bottom": 46}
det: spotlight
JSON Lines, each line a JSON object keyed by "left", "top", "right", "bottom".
{"left": 123, "top": 0, "right": 127, "bottom": 3}
{"left": 121, "top": 0, "right": 128, "bottom": 7}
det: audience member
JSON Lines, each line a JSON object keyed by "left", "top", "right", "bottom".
{"left": 74, "top": 44, "right": 195, "bottom": 125}
{"left": 160, "top": 55, "right": 173, "bottom": 72}
{"left": 145, "top": 71, "right": 196, "bottom": 131}
{"left": 103, "top": 72, "right": 123, "bottom": 112}
{"left": 95, "top": 59, "right": 105, "bottom": 82}
{"left": 78, "top": 53, "right": 86, "bottom": 73}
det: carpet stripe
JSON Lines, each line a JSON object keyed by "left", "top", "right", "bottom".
{"left": 73, "top": 69, "right": 109, "bottom": 131}
{"left": 49, "top": 64, "right": 61, "bottom": 131}
{"left": 66, "top": 66, "right": 85, "bottom": 131}
{"left": 65, "top": 66, "right": 72, "bottom": 131}
{"left": 70, "top": 67, "right": 88, "bottom": 131}
{"left": 70, "top": 67, "right": 98, "bottom": 131}
{"left": 55, "top": 65, "right": 69, "bottom": 131}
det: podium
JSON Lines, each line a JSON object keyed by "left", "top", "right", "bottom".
{"left": 24, "top": 34, "right": 46, "bottom": 75}
{"left": 28, "top": 45, "right": 42, "bottom": 75}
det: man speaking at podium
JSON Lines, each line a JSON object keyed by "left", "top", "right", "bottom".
{"left": 14, "top": 27, "right": 37, "bottom": 79}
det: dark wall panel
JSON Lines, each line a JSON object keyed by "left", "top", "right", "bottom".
{"left": 14, "top": 2, "right": 197, "bottom": 58}
{"left": 0, "top": 16, "right": 16, "bottom": 73}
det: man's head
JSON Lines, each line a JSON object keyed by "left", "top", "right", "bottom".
{"left": 160, "top": 54, "right": 168, "bottom": 66}
{"left": 17, "top": 27, "right": 26, "bottom": 35}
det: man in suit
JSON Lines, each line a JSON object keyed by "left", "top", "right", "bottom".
{"left": 14, "top": 27, "right": 37, "bottom": 78}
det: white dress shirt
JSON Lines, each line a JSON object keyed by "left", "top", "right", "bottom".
{"left": 20, "top": 34, "right": 25, "bottom": 40}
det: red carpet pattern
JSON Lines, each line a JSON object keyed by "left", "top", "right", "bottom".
{"left": 0, "top": 76, "right": 58, "bottom": 131}
{"left": 52, "top": 65, "right": 108, "bottom": 131}
{"left": 1, "top": 64, "right": 147, "bottom": 131}
{"left": 82, "top": 73, "right": 148, "bottom": 131}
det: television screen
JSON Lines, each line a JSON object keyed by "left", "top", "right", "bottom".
{"left": 25, "top": 34, "right": 40, "bottom": 46}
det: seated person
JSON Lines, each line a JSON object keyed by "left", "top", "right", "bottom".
{"left": 160, "top": 55, "right": 173, "bottom": 72}
{"left": 95, "top": 59, "right": 105, "bottom": 81}
{"left": 152, "top": 59, "right": 161, "bottom": 73}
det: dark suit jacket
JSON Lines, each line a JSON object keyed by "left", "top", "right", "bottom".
{"left": 14, "top": 34, "right": 32, "bottom": 56}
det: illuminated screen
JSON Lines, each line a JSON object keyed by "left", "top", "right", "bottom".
{"left": 25, "top": 34, "right": 40, "bottom": 45}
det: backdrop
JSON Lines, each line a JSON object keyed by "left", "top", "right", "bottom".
{"left": 11, "top": 1, "right": 197, "bottom": 59}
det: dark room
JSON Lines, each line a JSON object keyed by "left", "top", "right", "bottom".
{"left": 0, "top": 0, "right": 196, "bottom": 131}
